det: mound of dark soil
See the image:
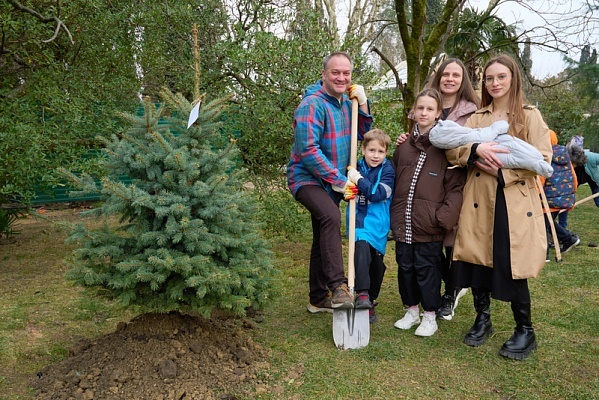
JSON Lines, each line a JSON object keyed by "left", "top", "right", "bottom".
{"left": 31, "top": 312, "right": 270, "bottom": 400}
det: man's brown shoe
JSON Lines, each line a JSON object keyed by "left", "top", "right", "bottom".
{"left": 307, "top": 296, "right": 334, "bottom": 314}
{"left": 331, "top": 283, "right": 353, "bottom": 309}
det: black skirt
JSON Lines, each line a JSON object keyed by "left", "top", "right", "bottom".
{"left": 455, "top": 182, "right": 531, "bottom": 303}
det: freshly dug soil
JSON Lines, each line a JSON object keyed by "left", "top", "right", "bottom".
{"left": 31, "top": 311, "right": 270, "bottom": 400}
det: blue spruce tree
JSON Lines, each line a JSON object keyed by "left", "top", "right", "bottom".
{"left": 61, "top": 88, "right": 279, "bottom": 316}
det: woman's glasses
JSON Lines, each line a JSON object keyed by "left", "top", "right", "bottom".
{"left": 484, "top": 74, "right": 510, "bottom": 85}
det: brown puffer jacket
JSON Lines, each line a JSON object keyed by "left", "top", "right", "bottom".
{"left": 390, "top": 128, "right": 466, "bottom": 243}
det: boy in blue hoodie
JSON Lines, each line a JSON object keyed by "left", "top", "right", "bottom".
{"left": 346, "top": 129, "right": 395, "bottom": 323}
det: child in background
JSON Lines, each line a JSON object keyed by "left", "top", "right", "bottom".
{"left": 542, "top": 130, "right": 584, "bottom": 260}
{"left": 571, "top": 145, "right": 599, "bottom": 208}
{"left": 390, "top": 89, "right": 466, "bottom": 336}
{"left": 560, "top": 135, "right": 584, "bottom": 231}
{"left": 346, "top": 129, "right": 395, "bottom": 323}
{"left": 569, "top": 132, "right": 584, "bottom": 149}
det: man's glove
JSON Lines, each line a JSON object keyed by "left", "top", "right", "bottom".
{"left": 332, "top": 181, "right": 359, "bottom": 201}
{"left": 348, "top": 84, "right": 367, "bottom": 105}
{"left": 347, "top": 166, "right": 363, "bottom": 185}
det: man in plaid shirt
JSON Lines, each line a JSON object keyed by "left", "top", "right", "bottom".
{"left": 287, "top": 51, "right": 373, "bottom": 312}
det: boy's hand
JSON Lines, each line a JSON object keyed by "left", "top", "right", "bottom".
{"left": 332, "top": 181, "right": 359, "bottom": 201}
{"left": 348, "top": 84, "right": 367, "bottom": 105}
{"left": 347, "top": 166, "right": 363, "bottom": 185}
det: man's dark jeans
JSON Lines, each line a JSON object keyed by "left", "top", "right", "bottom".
{"left": 296, "top": 185, "right": 347, "bottom": 304}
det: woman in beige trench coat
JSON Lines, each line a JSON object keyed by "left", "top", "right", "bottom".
{"left": 445, "top": 54, "right": 552, "bottom": 360}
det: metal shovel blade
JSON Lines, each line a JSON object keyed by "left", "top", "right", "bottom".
{"left": 332, "top": 308, "right": 370, "bottom": 350}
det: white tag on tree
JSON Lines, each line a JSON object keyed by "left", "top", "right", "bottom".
{"left": 187, "top": 101, "right": 201, "bottom": 128}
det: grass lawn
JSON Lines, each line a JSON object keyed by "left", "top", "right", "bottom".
{"left": 255, "top": 183, "right": 599, "bottom": 399}
{"left": 0, "top": 185, "right": 597, "bottom": 399}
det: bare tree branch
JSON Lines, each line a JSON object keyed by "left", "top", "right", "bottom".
{"left": 491, "top": 0, "right": 597, "bottom": 56}
{"left": 371, "top": 45, "right": 403, "bottom": 90}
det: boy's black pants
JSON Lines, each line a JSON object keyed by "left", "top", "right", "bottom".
{"left": 354, "top": 240, "right": 387, "bottom": 302}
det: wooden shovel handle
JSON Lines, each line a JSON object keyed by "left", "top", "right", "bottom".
{"left": 348, "top": 99, "right": 358, "bottom": 290}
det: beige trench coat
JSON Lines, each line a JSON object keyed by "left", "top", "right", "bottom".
{"left": 446, "top": 105, "right": 552, "bottom": 279}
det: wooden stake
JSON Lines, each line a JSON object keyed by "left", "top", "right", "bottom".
{"left": 192, "top": 23, "right": 200, "bottom": 105}
{"left": 558, "top": 192, "right": 599, "bottom": 213}
{"left": 537, "top": 176, "right": 561, "bottom": 262}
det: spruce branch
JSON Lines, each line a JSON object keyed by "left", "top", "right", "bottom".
{"left": 63, "top": 87, "right": 278, "bottom": 315}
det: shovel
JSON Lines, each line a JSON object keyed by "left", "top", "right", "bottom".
{"left": 332, "top": 98, "right": 370, "bottom": 350}
{"left": 537, "top": 176, "right": 561, "bottom": 262}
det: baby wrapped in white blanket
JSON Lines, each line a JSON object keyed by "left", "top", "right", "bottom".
{"left": 429, "top": 119, "right": 553, "bottom": 178}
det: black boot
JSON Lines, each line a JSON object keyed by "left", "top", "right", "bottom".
{"left": 463, "top": 288, "right": 493, "bottom": 347}
{"left": 499, "top": 302, "right": 537, "bottom": 360}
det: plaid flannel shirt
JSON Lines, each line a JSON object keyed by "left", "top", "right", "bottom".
{"left": 287, "top": 81, "right": 373, "bottom": 198}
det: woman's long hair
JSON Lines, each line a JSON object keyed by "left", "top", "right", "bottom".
{"left": 481, "top": 54, "right": 526, "bottom": 139}
{"left": 428, "top": 58, "right": 480, "bottom": 112}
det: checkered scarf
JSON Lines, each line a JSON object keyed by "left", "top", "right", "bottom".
{"left": 404, "top": 124, "right": 427, "bottom": 244}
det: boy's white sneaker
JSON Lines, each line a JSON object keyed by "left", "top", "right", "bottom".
{"left": 394, "top": 307, "right": 420, "bottom": 330}
{"left": 415, "top": 313, "right": 438, "bottom": 337}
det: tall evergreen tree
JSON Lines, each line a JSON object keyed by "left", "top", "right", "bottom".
{"left": 580, "top": 44, "right": 591, "bottom": 65}
{"left": 60, "top": 88, "right": 279, "bottom": 317}
{"left": 566, "top": 45, "right": 599, "bottom": 151}
{"left": 522, "top": 40, "right": 533, "bottom": 74}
